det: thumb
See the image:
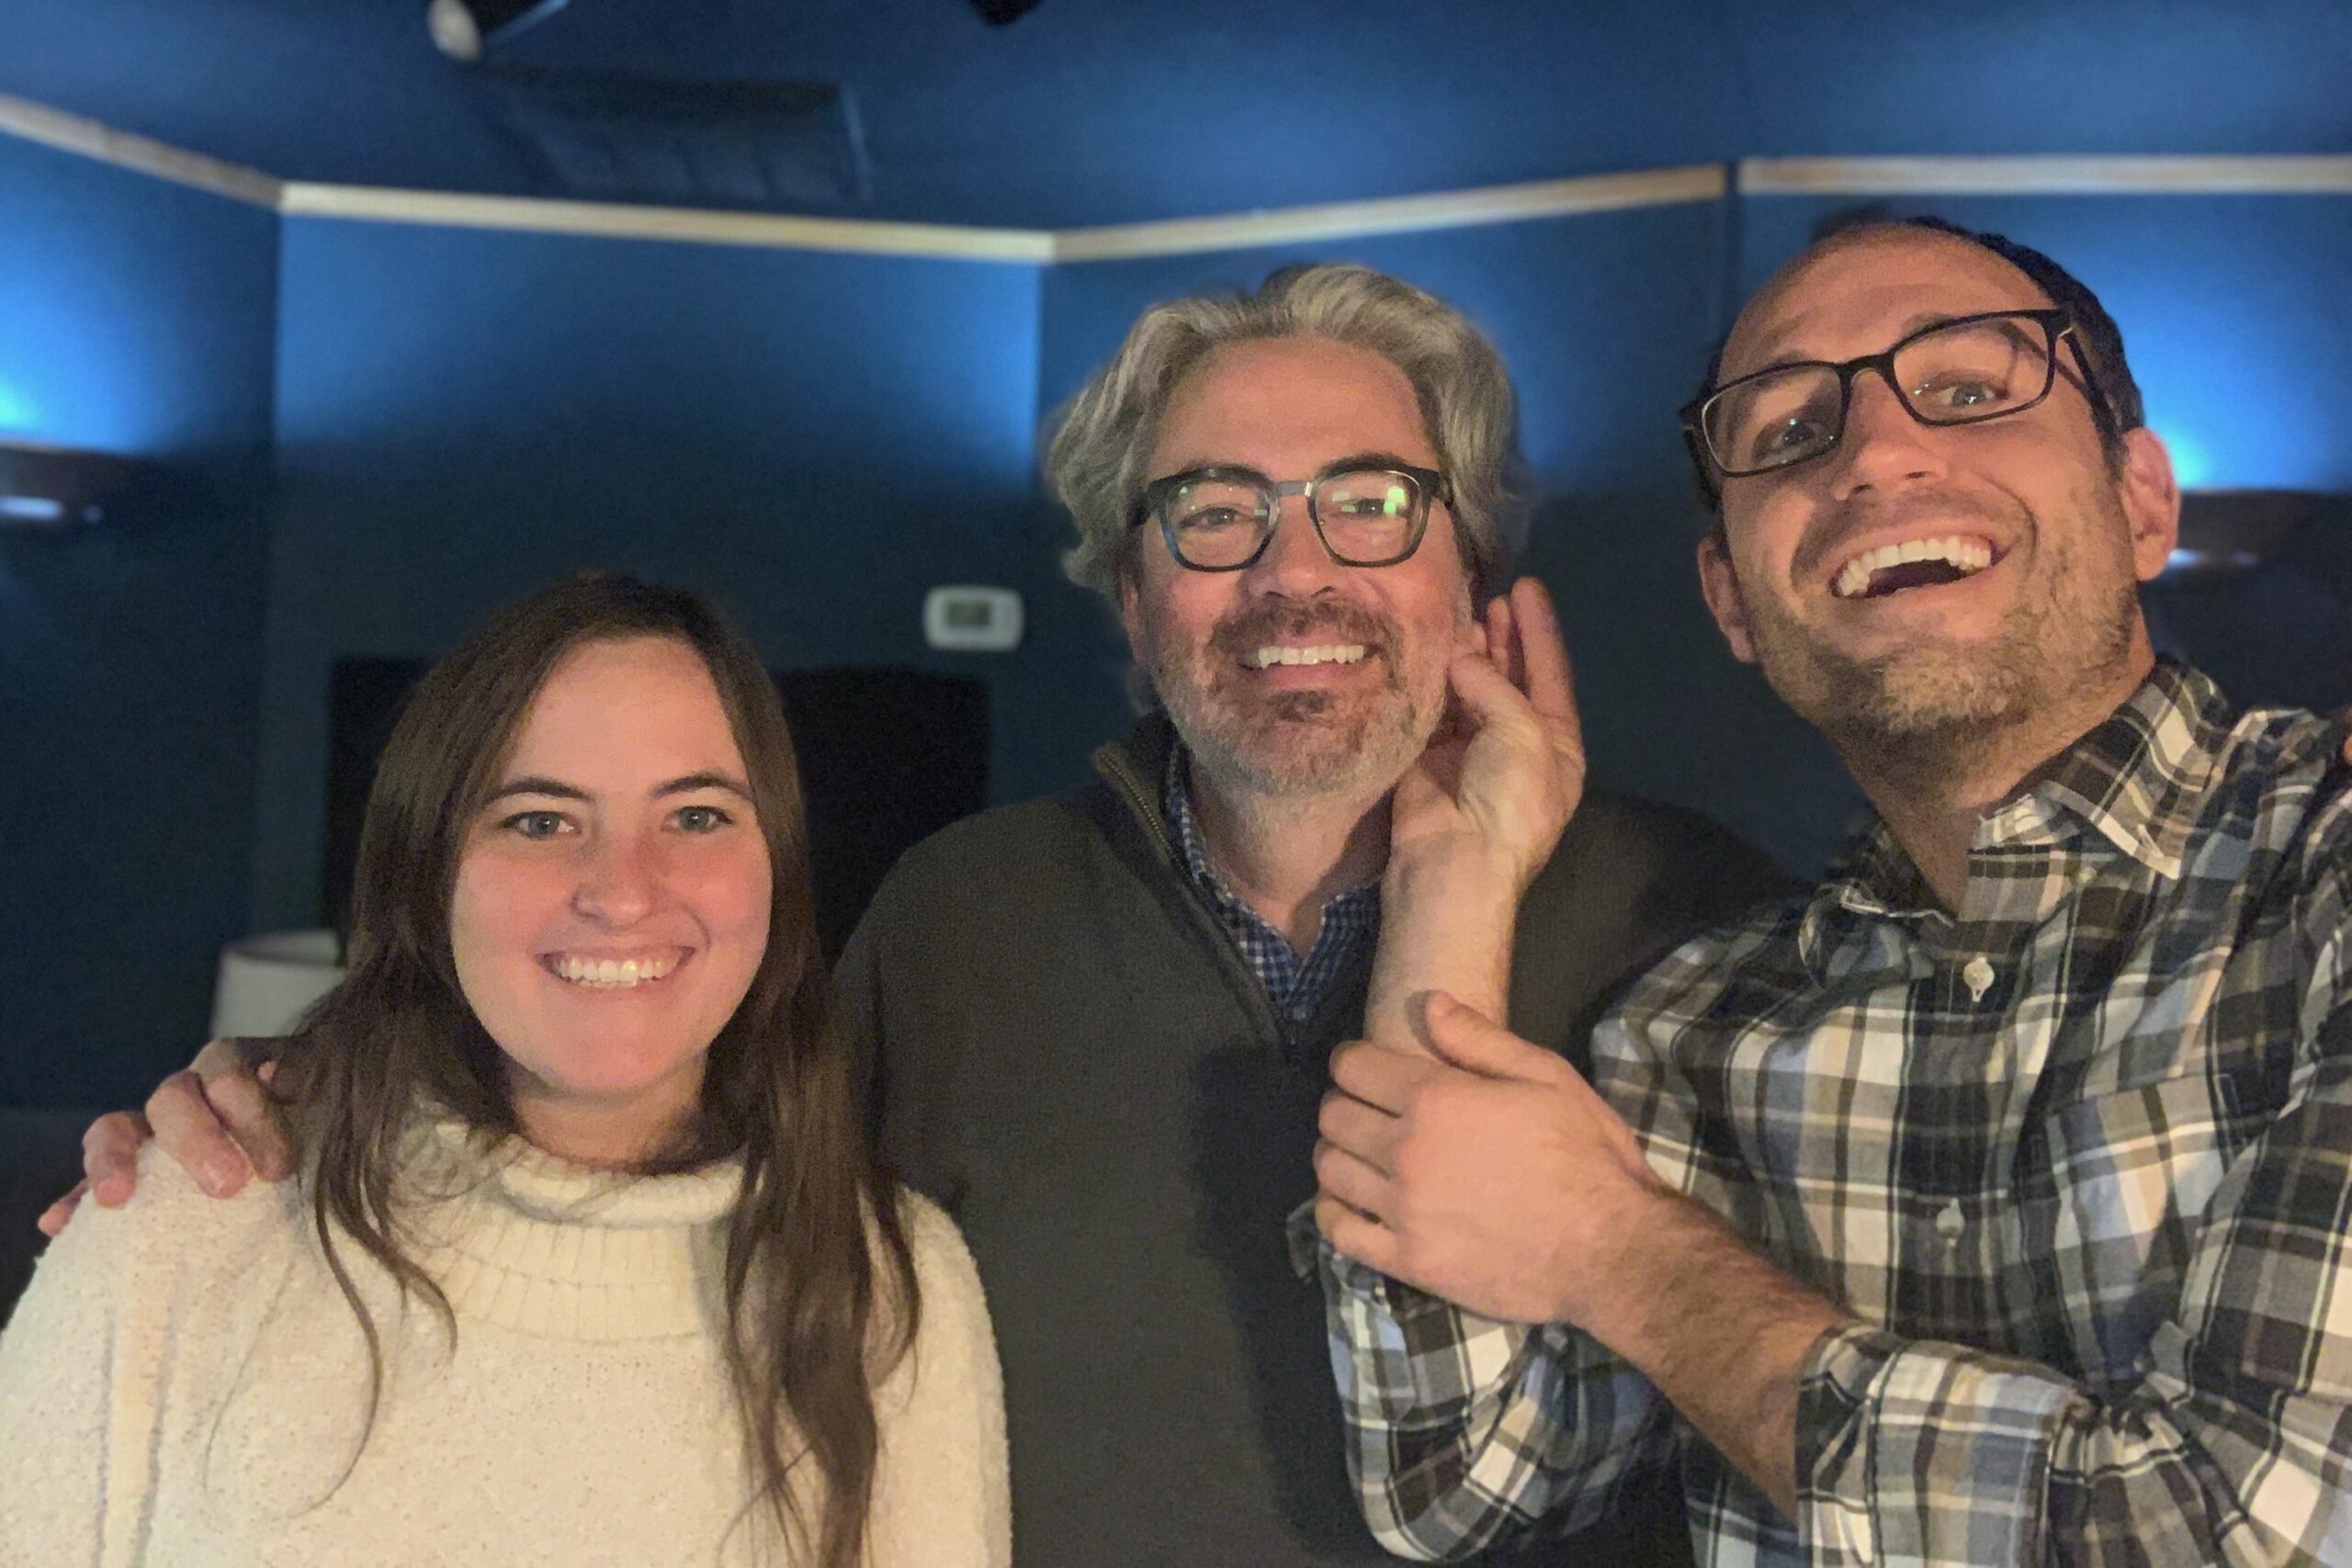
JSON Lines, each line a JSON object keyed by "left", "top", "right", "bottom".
{"left": 1420, "top": 990, "right": 1552, "bottom": 1079}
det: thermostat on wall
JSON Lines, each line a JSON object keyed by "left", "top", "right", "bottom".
{"left": 923, "top": 585, "right": 1024, "bottom": 651}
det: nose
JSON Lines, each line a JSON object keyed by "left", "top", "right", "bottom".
{"left": 1827, "top": 371, "right": 1946, "bottom": 502}
{"left": 570, "top": 829, "right": 660, "bottom": 926}
{"left": 1240, "top": 491, "right": 1340, "bottom": 597}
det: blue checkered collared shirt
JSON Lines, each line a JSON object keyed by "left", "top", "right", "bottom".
{"left": 1317, "top": 660, "right": 2352, "bottom": 1564}
{"left": 1162, "top": 747, "right": 1380, "bottom": 1032}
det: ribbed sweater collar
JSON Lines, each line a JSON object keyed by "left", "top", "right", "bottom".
{"left": 398, "top": 1118, "right": 741, "bottom": 1343}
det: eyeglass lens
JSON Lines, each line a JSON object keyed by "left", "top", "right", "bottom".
{"left": 1705, "top": 314, "right": 2061, "bottom": 476}
{"left": 1161, "top": 468, "right": 1427, "bottom": 569}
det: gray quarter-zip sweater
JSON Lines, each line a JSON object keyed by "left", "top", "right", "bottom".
{"left": 836, "top": 715, "right": 1794, "bottom": 1566}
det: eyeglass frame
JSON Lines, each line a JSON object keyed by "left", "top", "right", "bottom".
{"left": 1128, "top": 459, "right": 1455, "bottom": 572}
{"left": 1679, "top": 308, "right": 2115, "bottom": 491}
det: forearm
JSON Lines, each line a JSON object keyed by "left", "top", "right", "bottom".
{"left": 1589, "top": 1190, "right": 2352, "bottom": 1562}
{"left": 1577, "top": 1186, "right": 1848, "bottom": 1520}
{"left": 1365, "top": 848, "right": 1521, "bottom": 1049}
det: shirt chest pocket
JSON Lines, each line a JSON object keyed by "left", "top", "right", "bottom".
{"left": 2040, "top": 1068, "right": 2271, "bottom": 1389}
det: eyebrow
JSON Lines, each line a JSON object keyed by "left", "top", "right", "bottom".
{"left": 1155, "top": 450, "right": 1429, "bottom": 482}
{"left": 1733, "top": 308, "right": 2028, "bottom": 381}
{"left": 486, "top": 771, "right": 754, "bottom": 805}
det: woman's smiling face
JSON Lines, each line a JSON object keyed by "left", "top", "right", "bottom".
{"left": 448, "top": 635, "right": 773, "bottom": 1164}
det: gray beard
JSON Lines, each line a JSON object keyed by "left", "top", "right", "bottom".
{"left": 1154, "top": 647, "right": 1437, "bottom": 803}
{"left": 1142, "top": 598, "right": 1443, "bottom": 803}
{"left": 1174, "top": 679, "right": 1435, "bottom": 803}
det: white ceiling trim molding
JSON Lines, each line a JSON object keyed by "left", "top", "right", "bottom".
{"left": 277, "top": 182, "right": 1057, "bottom": 262}
{"left": 277, "top": 164, "right": 1726, "bottom": 263}
{"left": 1046, "top": 165, "right": 1729, "bottom": 262}
{"left": 1742, "top": 155, "right": 2352, "bottom": 196}
{"left": 0, "top": 92, "right": 281, "bottom": 208}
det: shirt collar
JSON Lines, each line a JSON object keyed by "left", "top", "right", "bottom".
{"left": 2023, "top": 657, "right": 2231, "bottom": 881}
{"left": 1801, "top": 659, "right": 2236, "bottom": 962}
{"left": 1163, "top": 743, "right": 1230, "bottom": 896}
{"left": 1159, "top": 742, "right": 1380, "bottom": 948}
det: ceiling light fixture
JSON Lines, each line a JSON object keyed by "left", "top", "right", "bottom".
{"left": 427, "top": 0, "right": 571, "bottom": 63}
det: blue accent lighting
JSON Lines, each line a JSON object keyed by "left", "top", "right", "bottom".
{"left": 0, "top": 378, "right": 33, "bottom": 435}
{"left": 2158, "top": 426, "right": 2214, "bottom": 491}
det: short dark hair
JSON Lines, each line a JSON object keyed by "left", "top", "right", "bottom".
{"left": 1683, "top": 215, "right": 2146, "bottom": 510}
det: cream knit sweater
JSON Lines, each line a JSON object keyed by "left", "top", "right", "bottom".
{"left": 0, "top": 1122, "right": 1009, "bottom": 1567}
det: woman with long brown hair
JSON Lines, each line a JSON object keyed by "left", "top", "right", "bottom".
{"left": 0, "top": 573, "right": 1008, "bottom": 1565}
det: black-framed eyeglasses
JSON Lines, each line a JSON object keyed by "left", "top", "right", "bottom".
{"left": 1131, "top": 461, "right": 1453, "bottom": 572}
{"left": 1680, "top": 309, "right": 2109, "bottom": 483}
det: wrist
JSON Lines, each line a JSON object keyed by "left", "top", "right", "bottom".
{"left": 1383, "top": 840, "right": 1531, "bottom": 914}
{"left": 1365, "top": 854, "right": 1521, "bottom": 1043}
{"left": 1588, "top": 1187, "right": 1848, "bottom": 1385}
{"left": 1561, "top": 1170, "right": 1686, "bottom": 1327}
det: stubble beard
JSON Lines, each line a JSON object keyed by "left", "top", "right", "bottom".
{"left": 1747, "top": 497, "right": 2142, "bottom": 784}
{"left": 1142, "top": 597, "right": 1448, "bottom": 804}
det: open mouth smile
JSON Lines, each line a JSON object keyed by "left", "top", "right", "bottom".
{"left": 1829, "top": 534, "right": 2001, "bottom": 602}
{"left": 541, "top": 950, "right": 689, "bottom": 989}
{"left": 1246, "top": 643, "right": 1368, "bottom": 669}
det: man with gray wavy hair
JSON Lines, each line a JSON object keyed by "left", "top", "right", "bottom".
{"left": 1054, "top": 264, "right": 1525, "bottom": 605}
{"left": 1049, "top": 265, "right": 1529, "bottom": 818}
{"left": 60, "top": 262, "right": 1781, "bottom": 1566}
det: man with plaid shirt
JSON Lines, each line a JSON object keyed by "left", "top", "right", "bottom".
{"left": 1309, "top": 218, "right": 2352, "bottom": 1563}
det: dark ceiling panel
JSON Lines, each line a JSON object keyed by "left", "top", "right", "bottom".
{"left": 466, "top": 66, "right": 865, "bottom": 208}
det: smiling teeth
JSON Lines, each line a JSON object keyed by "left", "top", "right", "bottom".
{"left": 553, "top": 954, "right": 678, "bottom": 988}
{"left": 1833, "top": 536, "right": 1995, "bottom": 600}
{"left": 1250, "top": 644, "right": 1367, "bottom": 669}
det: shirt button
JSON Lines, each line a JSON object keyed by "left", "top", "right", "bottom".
{"left": 1962, "top": 954, "right": 1996, "bottom": 1000}
{"left": 1935, "top": 1203, "right": 1965, "bottom": 1243}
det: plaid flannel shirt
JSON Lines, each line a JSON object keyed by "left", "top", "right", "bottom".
{"left": 1318, "top": 660, "right": 2352, "bottom": 1564}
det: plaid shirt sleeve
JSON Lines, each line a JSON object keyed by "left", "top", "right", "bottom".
{"left": 1303, "top": 1234, "right": 1679, "bottom": 1559}
{"left": 1798, "top": 930, "right": 2352, "bottom": 1564}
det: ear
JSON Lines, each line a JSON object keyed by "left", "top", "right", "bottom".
{"left": 2115, "top": 427, "right": 2181, "bottom": 582}
{"left": 1696, "top": 526, "right": 1759, "bottom": 665}
{"left": 1116, "top": 557, "right": 1149, "bottom": 660}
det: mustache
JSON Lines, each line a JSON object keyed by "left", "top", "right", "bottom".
{"left": 1796, "top": 489, "right": 2020, "bottom": 581}
{"left": 1205, "top": 599, "right": 1396, "bottom": 662}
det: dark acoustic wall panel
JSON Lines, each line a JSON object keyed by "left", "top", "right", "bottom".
{"left": 326, "top": 660, "right": 988, "bottom": 963}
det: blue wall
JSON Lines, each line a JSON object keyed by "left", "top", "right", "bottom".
{"left": 248, "top": 220, "right": 1083, "bottom": 931}
{"left": 0, "top": 137, "right": 278, "bottom": 1106}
